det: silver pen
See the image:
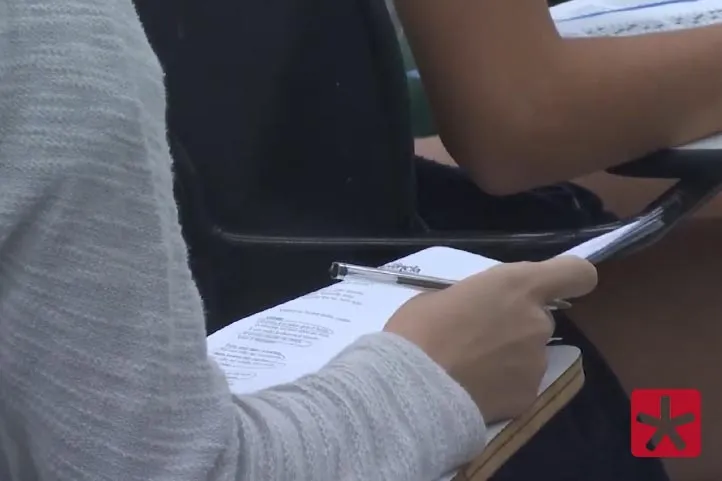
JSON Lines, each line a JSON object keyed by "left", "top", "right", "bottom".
{"left": 329, "top": 262, "right": 572, "bottom": 311}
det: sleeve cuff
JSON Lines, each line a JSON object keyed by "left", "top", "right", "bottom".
{"left": 326, "top": 331, "right": 487, "bottom": 474}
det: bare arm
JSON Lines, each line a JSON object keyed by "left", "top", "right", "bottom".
{"left": 394, "top": 0, "right": 722, "bottom": 194}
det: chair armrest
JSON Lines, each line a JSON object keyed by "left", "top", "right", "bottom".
{"left": 608, "top": 134, "right": 722, "bottom": 179}
{"left": 603, "top": 175, "right": 722, "bottom": 260}
{"left": 605, "top": 137, "right": 722, "bottom": 258}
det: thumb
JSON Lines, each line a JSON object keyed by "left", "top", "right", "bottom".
{"left": 524, "top": 256, "right": 598, "bottom": 302}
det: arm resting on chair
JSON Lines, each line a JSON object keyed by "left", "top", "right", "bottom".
{"left": 394, "top": 0, "right": 722, "bottom": 194}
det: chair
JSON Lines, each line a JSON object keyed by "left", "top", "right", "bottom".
{"left": 135, "top": 0, "right": 722, "bottom": 331}
{"left": 171, "top": 137, "right": 722, "bottom": 327}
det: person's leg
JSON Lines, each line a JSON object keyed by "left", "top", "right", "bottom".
{"left": 413, "top": 157, "right": 669, "bottom": 481}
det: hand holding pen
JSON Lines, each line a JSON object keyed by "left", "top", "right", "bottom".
{"left": 330, "top": 262, "right": 573, "bottom": 311}
{"left": 335, "top": 256, "right": 598, "bottom": 423}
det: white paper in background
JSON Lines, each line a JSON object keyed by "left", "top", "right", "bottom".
{"left": 551, "top": 0, "right": 700, "bottom": 21}
{"left": 552, "top": 0, "right": 722, "bottom": 36}
{"left": 549, "top": 0, "right": 699, "bottom": 21}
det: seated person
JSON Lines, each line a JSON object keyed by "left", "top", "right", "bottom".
{"left": 0, "top": 3, "right": 598, "bottom": 481}
{"left": 134, "top": 0, "right": 718, "bottom": 480}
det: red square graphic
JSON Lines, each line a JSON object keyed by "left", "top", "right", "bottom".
{"left": 631, "top": 389, "right": 701, "bottom": 458}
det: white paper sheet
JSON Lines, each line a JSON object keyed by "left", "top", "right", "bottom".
{"left": 206, "top": 247, "right": 500, "bottom": 394}
{"left": 551, "top": 0, "right": 699, "bottom": 21}
{"left": 552, "top": 0, "right": 722, "bottom": 37}
{"left": 549, "top": 0, "right": 703, "bottom": 22}
{"left": 562, "top": 218, "right": 645, "bottom": 259}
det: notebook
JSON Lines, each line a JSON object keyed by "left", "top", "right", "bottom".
{"left": 206, "top": 221, "right": 649, "bottom": 480}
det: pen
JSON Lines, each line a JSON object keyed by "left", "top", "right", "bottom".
{"left": 329, "top": 262, "right": 572, "bottom": 311}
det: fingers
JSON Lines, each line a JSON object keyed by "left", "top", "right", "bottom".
{"left": 524, "top": 256, "right": 598, "bottom": 302}
{"left": 453, "top": 255, "right": 597, "bottom": 303}
{"left": 486, "top": 256, "right": 597, "bottom": 302}
{"left": 540, "top": 307, "right": 556, "bottom": 339}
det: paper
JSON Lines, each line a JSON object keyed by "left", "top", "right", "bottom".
{"left": 561, "top": 218, "right": 646, "bottom": 259}
{"left": 207, "top": 221, "right": 642, "bottom": 394}
{"left": 207, "top": 247, "right": 499, "bottom": 394}
{"left": 206, "top": 277, "right": 418, "bottom": 393}
{"left": 551, "top": 0, "right": 698, "bottom": 21}
{"left": 552, "top": 0, "right": 722, "bottom": 37}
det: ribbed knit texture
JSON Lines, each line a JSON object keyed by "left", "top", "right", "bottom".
{"left": 0, "top": 1, "right": 486, "bottom": 480}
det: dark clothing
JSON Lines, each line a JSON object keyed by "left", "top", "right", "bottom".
{"left": 415, "top": 158, "right": 615, "bottom": 233}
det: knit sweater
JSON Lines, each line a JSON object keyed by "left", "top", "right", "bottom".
{"left": 0, "top": 1, "right": 486, "bottom": 480}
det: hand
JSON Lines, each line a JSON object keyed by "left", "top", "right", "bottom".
{"left": 384, "top": 256, "right": 597, "bottom": 423}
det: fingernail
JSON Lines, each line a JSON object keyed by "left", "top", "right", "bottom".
{"left": 550, "top": 299, "right": 572, "bottom": 310}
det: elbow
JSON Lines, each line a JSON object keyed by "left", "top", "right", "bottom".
{"left": 433, "top": 65, "right": 605, "bottom": 197}
{"left": 440, "top": 117, "right": 560, "bottom": 197}
{"left": 434, "top": 64, "right": 583, "bottom": 196}
{"left": 464, "top": 159, "right": 538, "bottom": 197}
{"left": 467, "top": 168, "right": 534, "bottom": 197}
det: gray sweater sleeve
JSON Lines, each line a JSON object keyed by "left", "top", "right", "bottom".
{"left": 0, "top": 1, "right": 486, "bottom": 481}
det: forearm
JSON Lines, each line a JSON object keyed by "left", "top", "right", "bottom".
{"left": 0, "top": 157, "right": 484, "bottom": 481}
{"left": 468, "top": 25, "right": 722, "bottom": 193}
{"left": 0, "top": 244, "right": 484, "bottom": 481}
{"left": 0, "top": 111, "right": 482, "bottom": 481}
{"left": 0, "top": 2, "right": 485, "bottom": 478}
{"left": 396, "top": 0, "right": 722, "bottom": 193}
{"left": 521, "top": 26, "right": 722, "bottom": 186}
{"left": 414, "top": 20, "right": 722, "bottom": 193}
{"left": 236, "top": 333, "right": 486, "bottom": 481}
